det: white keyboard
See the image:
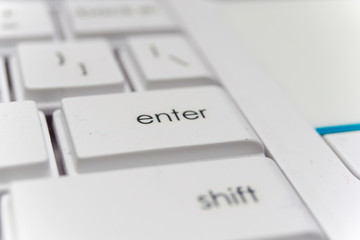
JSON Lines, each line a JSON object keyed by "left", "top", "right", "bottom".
{"left": 0, "top": 1, "right": 359, "bottom": 240}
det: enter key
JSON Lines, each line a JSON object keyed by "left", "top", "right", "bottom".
{"left": 53, "top": 86, "right": 264, "bottom": 174}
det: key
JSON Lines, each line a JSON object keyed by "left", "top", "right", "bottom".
{"left": 127, "top": 35, "right": 215, "bottom": 90}
{"left": 8, "top": 157, "right": 324, "bottom": 240}
{"left": 0, "top": 101, "right": 57, "bottom": 192}
{"left": 53, "top": 86, "right": 264, "bottom": 174}
{"left": 0, "top": 2, "right": 54, "bottom": 42}
{"left": 1, "top": 194, "right": 13, "bottom": 240}
{"left": 13, "top": 40, "right": 125, "bottom": 113}
{"left": 0, "top": 58, "right": 10, "bottom": 102}
{"left": 324, "top": 131, "right": 360, "bottom": 180}
{"left": 64, "top": 0, "right": 177, "bottom": 37}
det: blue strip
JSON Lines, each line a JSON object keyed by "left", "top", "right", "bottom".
{"left": 316, "top": 123, "right": 360, "bottom": 135}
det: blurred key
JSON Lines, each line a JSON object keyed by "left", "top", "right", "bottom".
{"left": 128, "top": 35, "right": 215, "bottom": 90}
{"left": 13, "top": 40, "right": 125, "bottom": 113}
{"left": 1, "top": 194, "right": 13, "bottom": 240}
{"left": 53, "top": 86, "right": 263, "bottom": 174}
{"left": 0, "top": 2, "right": 54, "bottom": 42}
{"left": 0, "top": 58, "right": 10, "bottom": 102}
{"left": 64, "top": 0, "right": 177, "bottom": 37}
{"left": 0, "top": 101, "right": 57, "bottom": 191}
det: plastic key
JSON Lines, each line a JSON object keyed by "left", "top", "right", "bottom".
{"left": 53, "top": 86, "right": 263, "bottom": 174}
{"left": 8, "top": 157, "right": 324, "bottom": 240}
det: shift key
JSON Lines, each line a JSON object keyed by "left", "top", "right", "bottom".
{"left": 53, "top": 86, "right": 264, "bottom": 173}
{"left": 9, "top": 157, "right": 323, "bottom": 239}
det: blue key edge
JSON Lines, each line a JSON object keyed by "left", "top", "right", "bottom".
{"left": 316, "top": 123, "right": 360, "bottom": 135}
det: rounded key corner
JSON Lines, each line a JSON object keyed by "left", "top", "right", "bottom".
{"left": 261, "top": 155, "right": 279, "bottom": 167}
{"left": 324, "top": 131, "right": 360, "bottom": 182}
{"left": 251, "top": 140, "right": 265, "bottom": 153}
{"left": 339, "top": 158, "right": 360, "bottom": 181}
{"left": 52, "top": 108, "right": 63, "bottom": 117}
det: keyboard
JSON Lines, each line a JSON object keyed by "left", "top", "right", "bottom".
{"left": 1, "top": 1, "right": 360, "bottom": 240}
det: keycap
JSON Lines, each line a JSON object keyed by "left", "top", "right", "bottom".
{"left": 53, "top": 86, "right": 264, "bottom": 174}
{"left": 13, "top": 40, "right": 125, "bottom": 113}
{"left": 0, "top": 58, "right": 10, "bottom": 102}
{"left": 8, "top": 157, "right": 323, "bottom": 240}
{"left": 324, "top": 131, "right": 360, "bottom": 180}
{"left": 64, "top": 0, "right": 177, "bottom": 37}
{"left": 1, "top": 194, "right": 13, "bottom": 240}
{"left": 0, "top": 2, "right": 54, "bottom": 42}
{"left": 127, "top": 35, "right": 215, "bottom": 90}
{"left": 0, "top": 101, "right": 57, "bottom": 192}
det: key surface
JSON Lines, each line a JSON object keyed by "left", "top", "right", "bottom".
{"left": 53, "top": 86, "right": 264, "bottom": 174}
{"left": 0, "top": 2, "right": 54, "bottom": 42}
{"left": 128, "top": 35, "right": 215, "bottom": 90}
{"left": 65, "top": 0, "right": 177, "bottom": 37}
{"left": 13, "top": 40, "right": 125, "bottom": 112}
{"left": 0, "top": 101, "right": 57, "bottom": 189}
{"left": 9, "top": 157, "right": 323, "bottom": 240}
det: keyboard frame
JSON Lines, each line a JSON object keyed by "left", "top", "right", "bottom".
{"left": 167, "top": 0, "right": 360, "bottom": 239}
